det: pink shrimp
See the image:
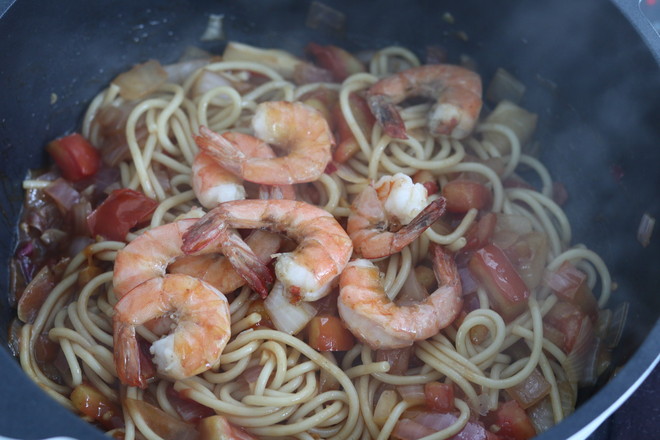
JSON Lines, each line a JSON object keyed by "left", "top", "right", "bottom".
{"left": 112, "top": 220, "right": 280, "bottom": 298}
{"left": 193, "top": 130, "right": 296, "bottom": 208}
{"left": 181, "top": 199, "right": 353, "bottom": 301}
{"left": 197, "top": 101, "right": 334, "bottom": 185}
{"left": 347, "top": 173, "right": 447, "bottom": 259}
{"left": 367, "top": 64, "right": 482, "bottom": 139}
{"left": 337, "top": 244, "right": 463, "bottom": 349}
{"left": 113, "top": 274, "right": 231, "bottom": 387}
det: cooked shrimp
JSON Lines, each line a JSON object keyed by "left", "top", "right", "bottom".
{"left": 347, "top": 173, "right": 447, "bottom": 259}
{"left": 367, "top": 64, "right": 482, "bottom": 139}
{"left": 113, "top": 220, "right": 279, "bottom": 298}
{"left": 198, "top": 101, "right": 334, "bottom": 185}
{"left": 113, "top": 274, "right": 231, "bottom": 387}
{"left": 194, "top": 130, "right": 296, "bottom": 207}
{"left": 182, "top": 199, "right": 353, "bottom": 301}
{"left": 337, "top": 244, "right": 462, "bottom": 349}
{"left": 192, "top": 150, "right": 245, "bottom": 208}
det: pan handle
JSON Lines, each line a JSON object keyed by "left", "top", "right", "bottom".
{"left": 612, "top": 0, "right": 660, "bottom": 64}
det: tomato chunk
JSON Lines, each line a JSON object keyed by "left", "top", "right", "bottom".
{"left": 307, "top": 315, "right": 355, "bottom": 351}
{"left": 544, "top": 301, "right": 584, "bottom": 353}
{"left": 442, "top": 179, "right": 492, "bottom": 213}
{"left": 70, "top": 383, "right": 124, "bottom": 430}
{"left": 469, "top": 244, "right": 530, "bottom": 321}
{"left": 87, "top": 188, "right": 158, "bottom": 241}
{"left": 306, "top": 43, "right": 366, "bottom": 81}
{"left": 47, "top": 133, "right": 100, "bottom": 182}
{"left": 492, "top": 400, "right": 536, "bottom": 440}
{"left": 424, "top": 381, "right": 454, "bottom": 413}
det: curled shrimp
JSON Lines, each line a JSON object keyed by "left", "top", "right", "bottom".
{"left": 367, "top": 64, "right": 482, "bottom": 139}
{"left": 197, "top": 101, "right": 334, "bottom": 185}
{"left": 194, "top": 130, "right": 296, "bottom": 208}
{"left": 113, "top": 274, "right": 231, "bottom": 387}
{"left": 337, "top": 244, "right": 462, "bottom": 349}
{"left": 347, "top": 173, "right": 447, "bottom": 259}
{"left": 182, "top": 199, "right": 353, "bottom": 301}
{"left": 113, "top": 220, "right": 280, "bottom": 298}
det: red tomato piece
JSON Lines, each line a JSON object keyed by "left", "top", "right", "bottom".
{"left": 463, "top": 212, "right": 497, "bottom": 251}
{"left": 87, "top": 188, "right": 158, "bottom": 241}
{"left": 424, "top": 382, "right": 455, "bottom": 413}
{"left": 306, "top": 42, "right": 366, "bottom": 81}
{"left": 307, "top": 315, "right": 355, "bottom": 351}
{"left": 545, "top": 301, "right": 585, "bottom": 353}
{"left": 47, "top": 133, "right": 100, "bottom": 182}
{"left": 469, "top": 244, "right": 530, "bottom": 321}
{"left": 442, "top": 179, "right": 493, "bottom": 213}
{"left": 492, "top": 400, "right": 536, "bottom": 440}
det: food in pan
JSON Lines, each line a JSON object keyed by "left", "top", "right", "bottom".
{"left": 9, "top": 41, "right": 624, "bottom": 440}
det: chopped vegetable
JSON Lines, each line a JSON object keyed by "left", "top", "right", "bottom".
{"left": 307, "top": 315, "right": 355, "bottom": 351}
{"left": 70, "top": 384, "right": 124, "bottom": 430}
{"left": 504, "top": 232, "right": 548, "bottom": 291}
{"left": 491, "top": 400, "right": 536, "bottom": 440}
{"left": 463, "top": 212, "right": 497, "bottom": 251}
{"left": 305, "top": 1, "right": 346, "bottom": 32}
{"left": 442, "top": 179, "right": 492, "bottom": 213}
{"left": 198, "top": 415, "right": 257, "bottom": 440}
{"left": 86, "top": 188, "right": 158, "bottom": 241}
{"left": 306, "top": 43, "right": 365, "bottom": 82}
{"left": 47, "top": 133, "right": 100, "bottom": 182}
{"left": 544, "top": 301, "right": 584, "bottom": 353}
{"left": 166, "top": 386, "right": 215, "bottom": 423}
{"left": 397, "top": 384, "right": 426, "bottom": 405}
{"left": 469, "top": 244, "right": 530, "bottom": 321}
{"left": 112, "top": 59, "right": 168, "bottom": 101}
{"left": 482, "top": 101, "right": 537, "bottom": 154}
{"left": 17, "top": 258, "right": 68, "bottom": 324}
{"left": 263, "top": 281, "right": 317, "bottom": 334}
{"left": 374, "top": 389, "right": 400, "bottom": 427}
{"left": 637, "top": 212, "right": 655, "bottom": 247}
{"left": 125, "top": 398, "right": 197, "bottom": 439}
{"left": 246, "top": 298, "right": 275, "bottom": 329}
{"left": 505, "top": 369, "right": 551, "bottom": 409}
{"left": 544, "top": 261, "right": 598, "bottom": 319}
{"left": 486, "top": 68, "right": 526, "bottom": 104}
{"left": 424, "top": 381, "right": 454, "bottom": 413}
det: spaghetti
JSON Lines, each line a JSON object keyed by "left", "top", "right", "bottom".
{"left": 11, "top": 43, "right": 615, "bottom": 440}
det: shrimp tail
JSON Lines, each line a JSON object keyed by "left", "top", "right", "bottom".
{"left": 195, "top": 126, "right": 244, "bottom": 177}
{"left": 113, "top": 321, "right": 155, "bottom": 389}
{"left": 183, "top": 216, "right": 274, "bottom": 298}
{"left": 221, "top": 241, "right": 274, "bottom": 298}
{"left": 390, "top": 196, "right": 447, "bottom": 253}
{"left": 366, "top": 94, "right": 408, "bottom": 139}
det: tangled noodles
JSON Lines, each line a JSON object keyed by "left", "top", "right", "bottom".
{"left": 10, "top": 41, "right": 623, "bottom": 440}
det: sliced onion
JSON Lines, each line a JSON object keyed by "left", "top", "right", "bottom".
{"left": 112, "top": 59, "right": 168, "bottom": 101}
{"left": 412, "top": 411, "right": 489, "bottom": 439}
{"left": 263, "top": 281, "right": 317, "bottom": 335}
{"left": 505, "top": 368, "right": 551, "bottom": 409}
{"left": 392, "top": 418, "right": 435, "bottom": 440}
{"left": 397, "top": 384, "right": 426, "bottom": 405}
{"left": 603, "top": 301, "right": 628, "bottom": 349}
{"left": 125, "top": 398, "right": 197, "bottom": 440}
{"left": 486, "top": 68, "right": 526, "bottom": 104}
{"left": 637, "top": 212, "right": 655, "bottom": 248}
{"left": 508, "top": 232, "right": 548, "bottom": 290}
{"left": 305, "top": 1, "right": 346, "bottom": 32}
{"left": 492, "top": 214, "right": 532, "bottom": 249}
{"left": 482, "top": 101, "right": 538, "bottom": 154}
{"left": 45, "top": 178, "right": 81, "bottom": 214}
{"left": 565, "top": 317, "right": 599, "bottom": 386}
{"left": 527, "top": 397, "right": 554, "bottom": 435}
{"left": 200, "top": 14, "right": 225, "bottom": 41}
{"left": 544, "top": 260, "right": 585, "bottom": 298}
{"left": 17, "top": 264, "right": 56, "bottom": 323}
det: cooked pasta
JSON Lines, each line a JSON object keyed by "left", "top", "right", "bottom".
{"left": 10, "top": 42, "right": 617, "bottom": 440}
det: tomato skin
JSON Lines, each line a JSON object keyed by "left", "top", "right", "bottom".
{"left": 545, "top": 301, "right": 584, "bottom": 353}
{"left": 47, "top": 133, "right": 100, "bottom": 181}
{"left": 306, "top": 43, "right": 365, "bottom": 81}
{"left": 469, "top": 244, "right": 530, "bottom": 321}
{"left": 424, "top": 381, "right": 455, "bottom": 413}
{"left": 87, "top": 188, "right": 158, "bottom": 241}
{"left": 492, "top": 400, "right": 536, "bottom": 440}
{"left": 442, "top": 179, "right": 492, "bottom": 213}
{"left": 307, "top": 315, "right": 355, "bottom": 351}
{"left": 463, "top": 212, "right": 497, "bottom": 251}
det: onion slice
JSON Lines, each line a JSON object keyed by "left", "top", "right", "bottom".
{"left": 264, "top": 281, "right": 317, "bottom": 335}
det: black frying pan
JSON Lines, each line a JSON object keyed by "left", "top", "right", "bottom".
{"left": 0, "top": 1, "right": 658, "bottom": 439}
